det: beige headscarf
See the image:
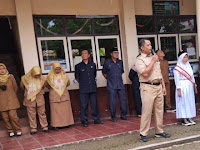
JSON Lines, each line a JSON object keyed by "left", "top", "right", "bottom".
{"left": 21, "top": 66, "right": 45, "bottom": 102}
{"left": 46, "top": 62, "right": 69, "bottom": 97}
{"left": 0, "top": 63, "right": 10, "bottom": 82}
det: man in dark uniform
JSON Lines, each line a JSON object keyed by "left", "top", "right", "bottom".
{"left": 75, "top": 49, "right": 103, "bottom": 127}
{"left": 129, "top": 65, "right": 142, "bottom": 117}
{"left": 102, "top": 47, "right": 128, "bottom": 122}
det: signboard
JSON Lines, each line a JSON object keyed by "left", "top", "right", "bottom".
{"left": 153, "top": 1, "right": 179, "bottom": 15}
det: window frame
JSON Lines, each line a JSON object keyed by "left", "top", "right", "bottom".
{"left": 67, "top": 36, "right": 97, "bottom": 71}
{"left": 179, "top": 33, "right": 199, "bottom": 62}
{"left": 158, "top": 34, "right": 179, "bottom": 64}
{"left": 95, "top": 35, "right": 122, "bottom": 69}
{"left": 37, "top": 37, "right": 70, "bottom": 73}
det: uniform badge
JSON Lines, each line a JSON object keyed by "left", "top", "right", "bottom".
{"left": 91, "top": 66, "right": 93, "bottom": 68}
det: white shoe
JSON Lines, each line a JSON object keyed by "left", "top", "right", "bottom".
{"left": 9, "top": 132, "right": 15, "bottom": 137}
{"left": 187, "top": 118, "right": 196, "bottom": 125}
{"left": 182, "top": 119, "right": 192, "bottom": 126}
{"left": 17, "top": 132, "right": 22, "bottom": 136}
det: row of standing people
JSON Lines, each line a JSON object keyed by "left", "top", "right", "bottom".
{"left": 0, "top": 47, "right": 128, "bottom": 137}
{"left": 0, "top": 62, "right": 74, "bottom": 137}
{"left": 0, "top": 41, "right": 197, "bottom": 141}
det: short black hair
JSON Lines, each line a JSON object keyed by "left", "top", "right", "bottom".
{"left": 110, "top": 47, "right": 118, "bottom": 53}
{"left": 139, "top": 38, "right": 149, "bottom": 49}
{"left": 80, "top": 49, "right": 90, "bottom": 54}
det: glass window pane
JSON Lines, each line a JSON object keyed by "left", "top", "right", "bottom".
{"left": 66, "top": 18, "right": 92, "bottom": 35}
{"left": 97, "top": 39, "right": 117, "bottom": 66}
{"left": 157, "top": 17, "right": 177, "bottom": 33}
{"left": 35, "top": 18, "right": 64, "bottom": 36}
{"left": 136, "top": 17, "right": 155, "bottom": 34}
{"left": 94, "top": 18, "right": 118, "bottom": 34}
{"left": 179, "top": 17, "right": 196, "bottom": 33}
{"left": 160, "top": 36, "right": 177, "bottom": 61}
{"left": 70, "top": 40, "right": 93, "bottom": 66}
{"left": 180, "top": 35, "right": 197, "bottom": 59}
{"left": 41, "top": 40, "right": 67, "bottom": 70}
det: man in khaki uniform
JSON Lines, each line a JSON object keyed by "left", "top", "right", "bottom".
{"left": 135, "top": 39, "right": 170, "bottom": 142}
{"left": 156, "top": 50, "right": 175, "bottom": 112}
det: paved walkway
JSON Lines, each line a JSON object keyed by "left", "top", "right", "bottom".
{"left": 1, "top": 113, "right": 200, "bottom": 150}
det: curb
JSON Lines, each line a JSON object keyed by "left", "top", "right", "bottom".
{"left": 39, "top": 118, "right": 200, "bottom": 150}
{"left": 130, "top": 134, "right": 200, "bottom": 150}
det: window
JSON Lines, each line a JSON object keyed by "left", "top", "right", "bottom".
{"left": 136, "top": 16, "right": 155, "bottom": 34}
{"left": 67, "top": 37, "right": 96, "bottom": 71}
{"left": 158, "top": 34, "right": 179, "bottom": 63}
{"left": 179, "top": 16, "right": 196, "bottom": 33}
{"left": 66, "top": 18, "right": 92, "bottom": 35}
{"left": 179, "top": 33, "right": 198, "bottom": 61}
{"left": 94, "top": 18, "right": 118, "bottom": 35}
{"left": 37, "top": 37, "right": 70, "bottom": 73}
{"left": 156, "top": 16, "right": 177, "bottom": 33}
{"left": 34, "top": 18, "right": 65, "bottom": 36}
{"left": 95, "top": 36, "right": 121, "bottom": 69}
{"left": 34, "top": 16, "right": 120, "bottom": 73}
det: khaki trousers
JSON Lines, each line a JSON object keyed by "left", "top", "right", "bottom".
{"left": 165, "top": 83, "right": 171, "bottom": 109}
{"left": 140, "top": 84, "right": 164, "bottom": 136}
{"left": 1, "top": 110, "right": 21, "bottom": 133}
{"left": 27, "top": 105, "right": 48, "bottom": 132}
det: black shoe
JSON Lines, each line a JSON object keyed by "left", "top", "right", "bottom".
{"left": 82, "top": 123, "right": 88, "bottom": 127}
{"left": 30, "top": 131, "right": 36, "bottom": 135}
{"left": 155, "top": 132, "right": 171, "bottom": 138}
{"left": 140, "top": 134, "right": 147, "bottom": 142}
{"left": 67, "top": 125, "right": 73, "bottom": 128}
{"left": 54, "top": 127, "right": 59, "bottom": 131}
{"left": 94, "top": 120, "right": 103, "bottom": 124}
{"left": 120, "top": 117, "right": 128, "bottom": 120}
{"left": 112, "top": 118, "right": 117, "bottom": 123}
{"left": 43, "top": 129, "right": 49, "bottom": 133}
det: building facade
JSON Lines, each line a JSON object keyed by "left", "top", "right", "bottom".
{"left": 0, "top": 0, "right": 199, "bottom": 121}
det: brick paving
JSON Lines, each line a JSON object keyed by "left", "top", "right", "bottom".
{"left": 1, "top": 112, "right": 200, "bottom": 150}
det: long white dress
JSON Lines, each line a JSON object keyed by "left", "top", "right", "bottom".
{"left": 173, "top": 53, "right": 196, "bottom": 119}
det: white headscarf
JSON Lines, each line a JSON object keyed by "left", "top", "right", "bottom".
{"left": 175, "top": 52, "right": 193, "bottom": 77}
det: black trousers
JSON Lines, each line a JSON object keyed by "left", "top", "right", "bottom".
{"left": 108, "top": 89, "right": 127, "bottom": 119}
{"left": 80, "top": 92, "right": 100, "bottom": 124}
{"left": 131, "top": 80, "right": 142, "bottom": 115}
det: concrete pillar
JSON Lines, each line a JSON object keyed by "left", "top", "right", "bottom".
{"left": 15, "top": 0, "right": 39, "bottom": 73}
{"left": 119, "top": 0, "right": 139, "bottom": 84}
{"left": 196, "top": 0, "right": 200, "bottom": 57}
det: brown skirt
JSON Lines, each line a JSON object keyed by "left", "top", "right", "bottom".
{"left": 50, "top": 101, "right": 74, "bottom": 127}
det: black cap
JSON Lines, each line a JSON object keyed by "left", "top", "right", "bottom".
{"left": 110, "top": 47, "right": 118, "bottom": 53}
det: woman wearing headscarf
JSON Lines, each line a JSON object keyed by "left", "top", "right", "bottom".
{"left": 46, "top": 62, "right": 74, "bottom": 130}
{"left": 173, "top": 51, "right": 197, "bottom": 126}
{"left": 20, "top": 66, "right": 48, "bottom": 135}
{"left": 0, "top": 63, "right": 21, "bottom": 137}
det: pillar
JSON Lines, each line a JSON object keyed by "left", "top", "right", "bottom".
{"left": 15, "top": 0, "right": 39, "bottom": 73}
